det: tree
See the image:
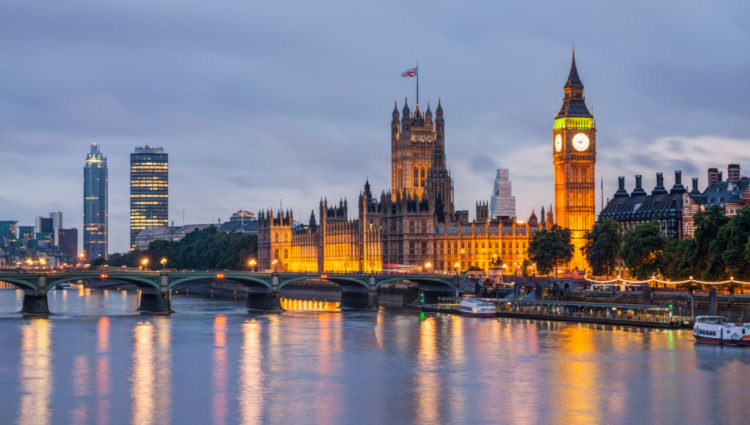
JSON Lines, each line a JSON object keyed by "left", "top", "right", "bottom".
{"left": 583, "top": 219, "right": 622, "bottom": 277}
{"left": 706, "top": 207, "right": 750, "bottom": 280}
{"left": 620, "top": 220, "right": 666, "bottom": 279}
{"left": 528, "top": 225, "right": 574, "bottom": 276}
{"left": 102, "top": 227, "right": 258, "bottom": 271}
{"left": 660, "top": 238, "right": 693, "bottom": 280}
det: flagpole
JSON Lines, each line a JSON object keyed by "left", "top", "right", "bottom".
{"left": 416, "top": 62, "right": 419, "bottom": 105}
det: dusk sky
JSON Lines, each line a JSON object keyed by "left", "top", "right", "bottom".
{"left": 1, "top": 0, "right": 749, "bottom": 253}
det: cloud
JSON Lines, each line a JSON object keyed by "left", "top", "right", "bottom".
{"left": 1, "top": 0, "right": 749, "bottom": 251}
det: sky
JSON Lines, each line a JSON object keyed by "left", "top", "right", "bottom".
{"left": 1, "top": 0, "right": 749, "bottom": 253}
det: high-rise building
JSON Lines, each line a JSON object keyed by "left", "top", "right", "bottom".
{"left": 57, "top": 228, "right": 78, "bottom": 261}
{"left": 490, "top": 168, "right": 516, "bottom": 219}
{"left": 552, "top": 51, "right": 596, "bottom": 272}
{"left": 130, "top": 146, "right": 168, "bottom": 250}
{"left": 83, "top": 143, "right": 108, "bottom": 261}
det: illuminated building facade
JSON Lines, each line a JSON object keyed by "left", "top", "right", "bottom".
{"left": 552, "top": 52, "right": 596, "bottom": 272}
{"left": 83, "top": 143, "right": 108, "bottom": 260}
{"left": 259, "top": 100, "right": 548, "bottom": 274}
{"left": 130, "top": 146, "right": 168, "bottom": 250}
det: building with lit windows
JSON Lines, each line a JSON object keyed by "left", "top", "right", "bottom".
{"left": 259, "top": 98, "right": 550, "bottom": 275}
{"left": 83, "top": 143, "right": 108, "bottom": 260}
{"left": 130, "top": 146, "right": 168, "bottom": 250}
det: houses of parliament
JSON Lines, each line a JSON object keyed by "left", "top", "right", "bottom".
{"left": 258, "top": 53, "right": 595, "bottom": 274}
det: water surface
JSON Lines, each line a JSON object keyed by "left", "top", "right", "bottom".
{"left": 1, "top": 288, "right": 749, "bottom": 425}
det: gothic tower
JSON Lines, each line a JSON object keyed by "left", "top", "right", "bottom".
{"left": 552, "top": 51, "right": 596, "bottom": 272}
{"left": 391, "top": 98, "right": 438, "bottom": 200}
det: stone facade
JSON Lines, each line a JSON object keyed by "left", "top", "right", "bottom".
{"left": 259, "top": 100, "right": 549, "bottom": 275}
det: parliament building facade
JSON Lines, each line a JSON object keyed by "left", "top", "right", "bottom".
{"left": 259, "top": 54, "right": 594, "bottom": 275}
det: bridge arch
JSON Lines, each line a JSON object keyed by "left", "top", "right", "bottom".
{"left": 0, "top": 275, "right": 38, "bottom": 293}
{"left": 167, "top": 275, "right": 272, "bottom": 292}
{"left": 278, "top": 274, "right": 370, "bottom": 292}
{"left": 47, "top": 274, "right": 161, "bottom": 292}
{"left": 374, "top": 275, "right": 456, "bottom": 291}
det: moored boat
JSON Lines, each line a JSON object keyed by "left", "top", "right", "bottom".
{"left": 458, "top": 297, "right": 496, "bottom": 318}
{"left": 693, "top": 316, "right": 750, "bottom": 346}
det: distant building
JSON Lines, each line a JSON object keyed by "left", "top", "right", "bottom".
{"left": 134, "top": 224, "right": 213, "bottom": 250}
{"left": 0, "top": 221, "right": 18, "bottom": 248}
{"left": 600, "top": 164, "right": 750, "bottom": 239}
{"left": 130, "top": 146, "right": 168, "bottom": 250}
{"left": 490, "top": 168, "right": 516, "bottom": 219}
{"left": 217, "top": 210, "right": 259, "bottom": 234}
{"left": 83, "top": 143, "right": 108, "bottom": 261}
{"left": 57, "top": 228, "right": 78, "bottom": 260}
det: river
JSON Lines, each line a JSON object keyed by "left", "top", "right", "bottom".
{"left": 0, "top": 288, "right": 749, "bottom": 425}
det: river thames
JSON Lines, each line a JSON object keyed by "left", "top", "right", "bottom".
{"left": 1, "top": 288, "right": 749, "bottom": 425}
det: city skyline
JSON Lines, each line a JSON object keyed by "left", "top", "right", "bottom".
{"left": 1, "top": 1, "right": 749, "bottom": 253}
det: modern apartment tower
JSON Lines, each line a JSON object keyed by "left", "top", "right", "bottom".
{"left": 130, "top": 146, "right": 168, "bottom": 250}
{"left": 83, "top": 143, "right": 108, "bottom": 260}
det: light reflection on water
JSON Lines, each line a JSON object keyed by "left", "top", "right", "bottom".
{"left": 18, "top": 318, "right": 53, "bottom": 425}
{"left": 3, "top": 290, "right": 750, "bottom": 425}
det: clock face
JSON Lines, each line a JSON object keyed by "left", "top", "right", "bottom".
{"left": 554, "top": 134, "right": 562, "bottom": 152}
{"left": 572, "top": 133, "right": 590, "bottom": 151}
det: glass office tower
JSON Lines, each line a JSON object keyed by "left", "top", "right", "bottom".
{"left": 83, "top": 143, "right": 108, "bottom": 260}
{"left": 130, "top": 146, "right": 168, "bottom": 250}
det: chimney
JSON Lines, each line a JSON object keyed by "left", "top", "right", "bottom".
{"left": 631, "top": 175, "right": 647, "bottom": 197}
{"left": 614, "top": 176, "right": 629, "bottom": 198}
{"left": 670, "top": 170, "right": 687, "bottom": 194}
{"left": 728, "top": 164, "right": 741, "bottom": 184}
{"left": 652, "top": 172, "right": 668, "bottom": 195}
{"left": 691, "top": 177, "right": 700, "bottom": 195}
{"left": 708, "top": 168, "right": 719, "bottom": 187}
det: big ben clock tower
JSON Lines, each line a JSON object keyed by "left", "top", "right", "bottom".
{"left": 552, "top": 51, "right": 596, "bottom": 272}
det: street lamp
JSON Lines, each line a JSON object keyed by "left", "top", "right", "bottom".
{"left": 272, "top": 259, "right": 279, "bottom": 273}
{"left": 248, "top": 258, "right": 257, "bottom": 272}
{"left": 160, "top": 257, "right": 168, "bottom": 270}
{"left": 424, "top": 261, "right": 432, "bottom": 273}
{"left": 453, "top": 262, "right": 461, "bottom": 276}
{"left": 141, "top": 258, "right": 149, "bottom": 270}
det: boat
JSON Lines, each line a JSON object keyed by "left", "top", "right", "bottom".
{"left": 693, "top": 316, "right": 750, "bottom": 346}
{"left": 457, "top": 297, "right": 496, "bottom": 318}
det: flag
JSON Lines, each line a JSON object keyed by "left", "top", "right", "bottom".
{"left": 401, "top": 67, "right": 417, "bottom": 77}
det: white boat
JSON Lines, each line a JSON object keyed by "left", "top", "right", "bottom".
{"left": 693, "top": 316, "right": 750, "bottom": 346}
{"left": 458, "top": 298, "right": 496, "bottom": 318}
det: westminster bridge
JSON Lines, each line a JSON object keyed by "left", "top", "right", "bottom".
{"left": 0, "top": 270, "right": 458, "bottom": 314}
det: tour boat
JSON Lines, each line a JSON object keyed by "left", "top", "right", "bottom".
{"left": 693, "top": 316, "right": 750, "bottom": 346}
{"left": 458, "top": 298, "right": 496, "bottom": 318}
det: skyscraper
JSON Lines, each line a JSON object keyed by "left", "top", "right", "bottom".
{"left": 84, "top": 143, "right": 108, "bottom": 260}
{"left": 130, "top": 146, "right": 168, "bottom": 250}
{"left": 490, "top": 168, "right": 516, "bottom": 219}
{"left": 552, "top": 51, "right": 596, "bottom": 272}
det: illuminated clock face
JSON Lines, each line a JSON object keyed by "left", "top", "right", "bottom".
{"left": 572, "top": 133, "right": 590, "bottom": 151}
{"left": 554, "top": 134, "right": 562, "bottom": 152}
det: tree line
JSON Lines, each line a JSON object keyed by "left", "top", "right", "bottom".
{"left": 526, "top": 205, "right": 750, "bottom": 282}
{"left": 583, "top": 205, "right": 750, "bottom": 281}
{"left": 96, "top": 226, "right": 258, "bottom": 270}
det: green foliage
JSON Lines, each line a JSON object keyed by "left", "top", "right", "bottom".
{"left": 620, "top": 220, "right": 666, "bottom": 279}
{"left": 660, "top": 238, "right": 694, "bottom": 280}
{"left": 528, "top": 225, "right": 574, "bottom": 276}
{"left": 583, "top": 219, "right": 622, "bottom": 277}
{"left": 104, "top": 227, "right": 258, "bottom": 270}
{"left": 521, "top": 259, "right": 531, "bottom": 277}
{"left": 705, "top": 207, "right": 750, "bottom": 280}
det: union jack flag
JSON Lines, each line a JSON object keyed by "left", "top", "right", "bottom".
{"left": 401, "top": 67, "right": 417, "bottom": 77}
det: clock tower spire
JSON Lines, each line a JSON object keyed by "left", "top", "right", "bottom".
{"left": 552, "top": 50, "right": 596, "bottom": 273}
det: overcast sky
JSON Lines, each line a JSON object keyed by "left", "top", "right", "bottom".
{"left": 1, "top": 0, "right": 749, "bottom": 253}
